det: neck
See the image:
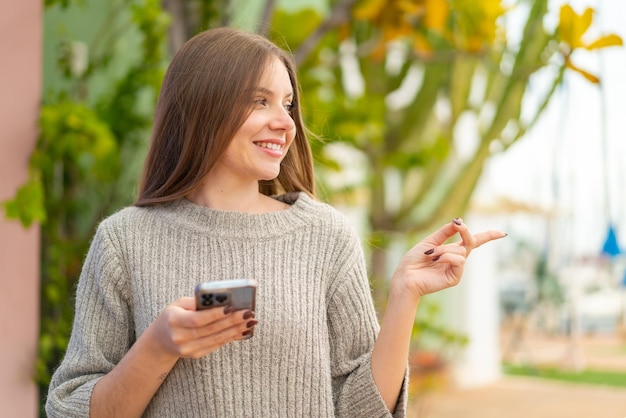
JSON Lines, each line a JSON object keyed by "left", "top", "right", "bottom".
{"left": 186, "top": 179, "right": 285, "bottom": 213}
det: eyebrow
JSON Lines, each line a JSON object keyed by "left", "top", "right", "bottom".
{"left": 255, "top": 87, "right": 293, "bottom": 98}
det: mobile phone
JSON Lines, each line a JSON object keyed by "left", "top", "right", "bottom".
{"left": 194, "top": 279, "right": 257, "bottom": 311}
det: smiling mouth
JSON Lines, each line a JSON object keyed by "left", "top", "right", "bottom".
{"left": 254, "top": 142, "right": 283, "bottom": 151}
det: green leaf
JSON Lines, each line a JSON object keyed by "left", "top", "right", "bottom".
{"left": 270, "top": 8, "right": 323, "bottom": 51}
{"left": 2, "top": 175, "right": 46, "bottom": 227}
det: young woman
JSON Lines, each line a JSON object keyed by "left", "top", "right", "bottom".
{"left": 46, "top": 27, "right": 505, "bottom": 417}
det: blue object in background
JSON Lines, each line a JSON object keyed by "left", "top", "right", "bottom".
{"left": 601, "top": 224, "right": 622, "bottom": 257}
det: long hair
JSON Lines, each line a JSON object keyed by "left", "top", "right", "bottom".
{"left": 135, "top": 27, "right": 315, "bottom": 206}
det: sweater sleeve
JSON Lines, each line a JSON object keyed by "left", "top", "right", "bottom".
{"left": 45, "top": 221, "right": 134, "bottom": 418}
{"left": 327, "top": 229, "right": 408, "bottom": 418}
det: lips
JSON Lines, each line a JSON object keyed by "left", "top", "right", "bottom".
{"left": 254, "top": 141, "right": 284, "bottom": 151}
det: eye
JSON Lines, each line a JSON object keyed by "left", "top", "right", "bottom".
{"left": 254, "top": 97, "right": 268, "bottom": 108}
{"left": 284, "top": 102, "right": 294, "bottom": 114}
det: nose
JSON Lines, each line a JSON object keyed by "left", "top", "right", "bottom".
{"left": 269, "top": 107, "right": 295, "bottom": 132}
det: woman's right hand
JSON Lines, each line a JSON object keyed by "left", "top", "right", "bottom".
{"left": 89, "top": 297, "right": 256, "bottom": 417}
{"left": 150, "top": 297, "right": 257, "bottom": 359}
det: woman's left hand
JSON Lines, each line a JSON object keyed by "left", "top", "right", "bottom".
{"left": 391, "top": 218, "right": 506, "bottom": 301}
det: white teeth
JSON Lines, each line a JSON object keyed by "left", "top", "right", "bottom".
{"left": 255, "top": 142, "right": 282, "bottom": 151}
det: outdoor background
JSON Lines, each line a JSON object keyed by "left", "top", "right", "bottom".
{"left": 1, "top": 0, "right": 625, "bottom": 416}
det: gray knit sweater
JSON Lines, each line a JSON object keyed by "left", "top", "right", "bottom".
{"left": 46, "top": 192, "right": 408, "bottom": 417}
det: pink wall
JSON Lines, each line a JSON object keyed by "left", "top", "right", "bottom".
{"left": 0, "top": 0, "right": 42, "bottom": 416}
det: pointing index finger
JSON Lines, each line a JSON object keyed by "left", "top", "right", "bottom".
{"left": 471, "top": 229, "right": 507, "bottom": 249}
{"left": 424, "top": 219, "right": 506, "bottom": 250}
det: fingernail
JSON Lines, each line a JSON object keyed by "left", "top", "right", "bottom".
{"left": 453, "top": 218, "right": 462, "bottom": 225}
{"left": 223, "top": 306, "right": 234, "bottom": 314}
{"left": 424, "top": 248, "right": 435, "bottom": 255}
{"left": 243, "top": 310, "right": 255, "bottom": 320}
{"left": 246, "top": 320, "right": 258, "bottom": 329}
{"left": 242, "top": 330, "right": 254, "bottom": 339}
{"left": 432, "top": 256, "right": 441, "bottom": 262}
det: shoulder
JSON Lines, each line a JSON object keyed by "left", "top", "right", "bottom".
{"left": 90, "top": 205, "right": 163, "bottom": 250}
{"left": 97, "top": 205, "right": 153, "bottom": 233}
{"left": 287, "top": 192, "right": 359, "bottom": 237}
{"left": 283, "top": 193, "right": 364, "bottom": 263}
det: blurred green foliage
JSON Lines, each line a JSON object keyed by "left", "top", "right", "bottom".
{"left": 269, "top": 0, "right": 622, "bottom": 304}
{"left": 504, "top": 364, "right": 626, "bottom": 387}
{"left": 3, "top": 0, "right": 169, "bottom": 412}
{"left": 411, "top": 300, "right": 469, "bottom": 351}
{"left": 2, "top": 1, "right": 622, "bottom": 414}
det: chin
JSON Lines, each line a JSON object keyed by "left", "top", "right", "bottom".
{"left": 258, "top": 168, "right": 281, "bottom": 181}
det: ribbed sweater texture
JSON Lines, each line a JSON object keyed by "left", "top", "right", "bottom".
{"left": 46, "top": 192, "right": 408, "bottom": 417}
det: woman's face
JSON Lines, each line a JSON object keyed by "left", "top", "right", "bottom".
{"left": 212, "top": 57, "right": 296, "bottom": 185}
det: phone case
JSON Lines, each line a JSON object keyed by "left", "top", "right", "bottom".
{"left": 194, "top": 278, "right": 257, "bottom": 311}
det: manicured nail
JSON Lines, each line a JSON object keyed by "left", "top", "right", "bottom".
{"left": 424, "top": 248, "right": 435, "bottom": 255}
{"left": 246, "top": 320, "right": 258, "bottom": 329}
{"left": 223, "top": 306, "right": 234, "bottom": 314}
{"left": 453, "top": 218, "right": 462, "bottom": 225}
{"left": 242, "top": 330, "right": 254, "bottom": 339}
{"left": 243, "top": 310, "right": 255, "bottom": 320}
{"left": 432, "top": 256, "right": 441, "bottom": 262}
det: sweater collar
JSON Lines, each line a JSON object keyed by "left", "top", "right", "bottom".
{"left": 154, "top": 192, "right": 321, "bottom": 239}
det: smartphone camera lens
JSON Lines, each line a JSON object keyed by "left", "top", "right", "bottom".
{"left": 199, "top": 292, "right": 229, "bottom": 307}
